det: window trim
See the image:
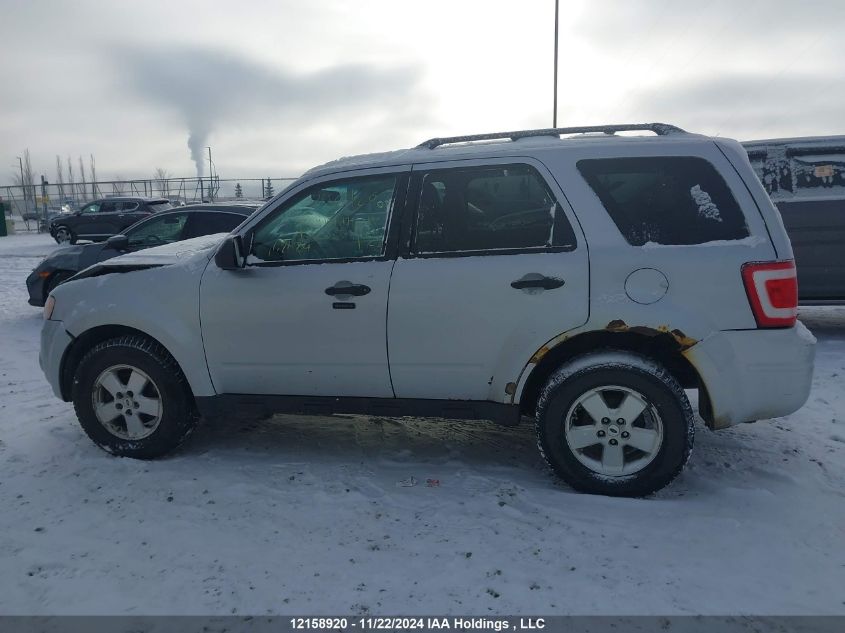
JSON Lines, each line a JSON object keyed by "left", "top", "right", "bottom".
{"left": 402, "top": 161, "right": 577, "bottom": 259}
{"left": 245, "top": 171, "right": 410, "bottom": 268}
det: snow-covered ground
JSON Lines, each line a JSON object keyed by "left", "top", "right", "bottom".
{"left": 0, "top": 231, "right": 843, "bottom": 615}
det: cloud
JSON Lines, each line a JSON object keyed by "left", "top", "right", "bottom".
{"left": 624, "top": 72, "right": 845, "bottom": 139}
{"left": 575, "top": 0, "right": 845, "bottom": 46}
{"left": 114, "top": 45, "right": 430, "bottom": 176}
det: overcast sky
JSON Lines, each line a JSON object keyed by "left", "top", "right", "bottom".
{"left": 2, "top": 0, "right": 844, "bottom": 182}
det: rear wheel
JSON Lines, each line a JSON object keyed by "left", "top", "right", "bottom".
{"left": 54, "top": 226, "right": 76, "bottom": 245}
{"left": 71, "top": 336, "right": 199, "bottom": 458}
{"left": 535, "top": 350, "right": 694, "bottom": 497}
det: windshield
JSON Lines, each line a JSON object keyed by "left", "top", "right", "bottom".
{"left": 125, "top": 212, "right": 188, "bottom": 246}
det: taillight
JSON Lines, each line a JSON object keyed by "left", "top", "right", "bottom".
{"left": 741, "top": 261, "right": 798, "bottom": 328}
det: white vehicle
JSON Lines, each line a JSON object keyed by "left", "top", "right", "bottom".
{"left": 40, "top": 123, "right": 816, "bottom": 496}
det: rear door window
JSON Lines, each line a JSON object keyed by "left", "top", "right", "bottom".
{"left": 577, "top": 157, "right": 749, "bottom": 245}
{"left": 412, "top": 163, "right": 576, "bottom": 254}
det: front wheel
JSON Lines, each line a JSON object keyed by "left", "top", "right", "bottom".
{"left": 53, "top": 226, "right": 76, "bottom": 245}
{"left": 71, "top": 335, "right": 199, "bottom": 458}
{"left": 535, "top": 350, "right": 694, "bottom": 497}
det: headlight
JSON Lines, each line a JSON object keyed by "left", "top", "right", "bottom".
{"left": 43, "top": 295, "right": 56, "bottom": 320}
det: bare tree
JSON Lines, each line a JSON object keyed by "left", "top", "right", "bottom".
{"left": 153, "top": 167, "right": 171, "bottom": 197}
{"left": 12, "top": 149, "right": 36, "bottom": 214}
{"left": 89, "top": 154, "right": 97, "bottom": 197}
{"left": 66, "top": 155, "right": 76, "bottom": 205}
{"left": 55, "top": 155, "right": 65, "bottom": 202}
{"left": 78, "top": 156, "right": 87, "bottom": 201}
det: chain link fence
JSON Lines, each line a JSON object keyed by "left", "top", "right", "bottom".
{"left": 0, "top": 176, "right": 297, "bottom": 231}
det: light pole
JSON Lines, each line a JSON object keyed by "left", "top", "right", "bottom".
{"left": 553, "top": 0, "right": 559, "bottom": 128}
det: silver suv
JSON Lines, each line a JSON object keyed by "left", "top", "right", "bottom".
{"left": 39, "top": 123, "right": 816, "bottom": 496}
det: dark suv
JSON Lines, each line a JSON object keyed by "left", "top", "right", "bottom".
{"left": 49, "top": 197, "right": 172, "bottom": 244}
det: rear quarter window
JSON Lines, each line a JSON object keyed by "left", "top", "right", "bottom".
{"left": 577, "top": 156, "right": 749, "bottom": 246}
{"left": 185, "top": 212, "right": 245, "bottom": 239}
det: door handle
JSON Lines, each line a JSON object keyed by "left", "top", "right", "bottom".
{"left": 325, "top": 282, "right": 371, "bottom": 297}
{"left": 510, "top": 275, "right": 565, "bottom": 291}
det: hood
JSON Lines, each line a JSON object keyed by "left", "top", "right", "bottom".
{"left": 37, "top": 243, "right": 107, "bottom": 272}
{"left": 68, "top": 233, "right": 229, "bottom": 283}
{"left": 104, "top": 233, "right": 228, "bottom": 267}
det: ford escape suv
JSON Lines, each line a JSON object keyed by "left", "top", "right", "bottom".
{"left": 39, "top": 123, "right": 816, "bottom": 497}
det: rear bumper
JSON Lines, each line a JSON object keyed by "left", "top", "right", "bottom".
{"left": 684, "top": 322, "right": 816, "bottom": 429}
{"left": 40, "top": 319, "right": 74, "bottom": 400}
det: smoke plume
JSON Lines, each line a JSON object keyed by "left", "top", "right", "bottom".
{"left": 115, "top": 45, "right": 427, "bottom": 176}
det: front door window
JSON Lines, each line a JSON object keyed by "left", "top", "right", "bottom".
{"left": 250, "top": 175, "right": 398, "bottom": 263}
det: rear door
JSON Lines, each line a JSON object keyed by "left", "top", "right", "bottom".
{"left": 387, "top": 158, "right": 589, "bottom": 402}
{"left": 117, "top": 200, "right": 150, "bottom": 230}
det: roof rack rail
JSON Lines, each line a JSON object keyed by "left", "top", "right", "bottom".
{"left": 416, "top": 123, "right": 686, "bottom": 149}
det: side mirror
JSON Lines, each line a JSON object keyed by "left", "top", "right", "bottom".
{"left": 214, "top": 235, "right": 247, "bottom": 270}
{"left": 105, "top": 234, "right": 129, "bottom": 251}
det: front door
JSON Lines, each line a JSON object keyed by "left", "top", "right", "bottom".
{"left": 90, "top": 200, "right": 124, "bottom": 238}
{"left": 387, "top": 159, "right": 589, "bottom": 402}
{"left": 200, "top": 169, "right": 408, "bottom": 397}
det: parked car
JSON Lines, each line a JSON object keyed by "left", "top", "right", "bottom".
{"left": 743, "top": 136, "right": 845, "bottom": 303}
{"left": 48, "top": 197, "right": 173, "bottom": 245}
{"left": 39, "top": 123, "right": 815, "bottom": 497}
{"left": 27, "top": 203, "right": 257, "bottom": 306}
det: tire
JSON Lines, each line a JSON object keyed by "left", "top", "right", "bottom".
{"left": 71, "top": 335, "right": 199, "bottom": 459}
{"left": 44, "top": 270, "right": 74, "bottom": 299}
{"left": 535, "top": 350, "right": 694, "bottom": 497}
{"left": 54, "top": 225, "right": 76, "bottom": 245}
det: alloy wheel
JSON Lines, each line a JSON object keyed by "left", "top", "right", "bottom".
{"left": 91, "top": 364, "right": 163, "bottom": 440}
{"left": 563, "top": 385, "right": 664, "bottom": 476}
{"left": 55, "top": 227, "right": 71, "bottom": 244}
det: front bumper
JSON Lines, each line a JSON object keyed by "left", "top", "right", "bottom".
{"left": 684, "top": 322, "right": 816, "bottom": 429}
{"left": 26, "top": 270, "right": 46, "bottom": 307}
{"left": 40, "top": 319, "right": 74, "bottom": 400}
